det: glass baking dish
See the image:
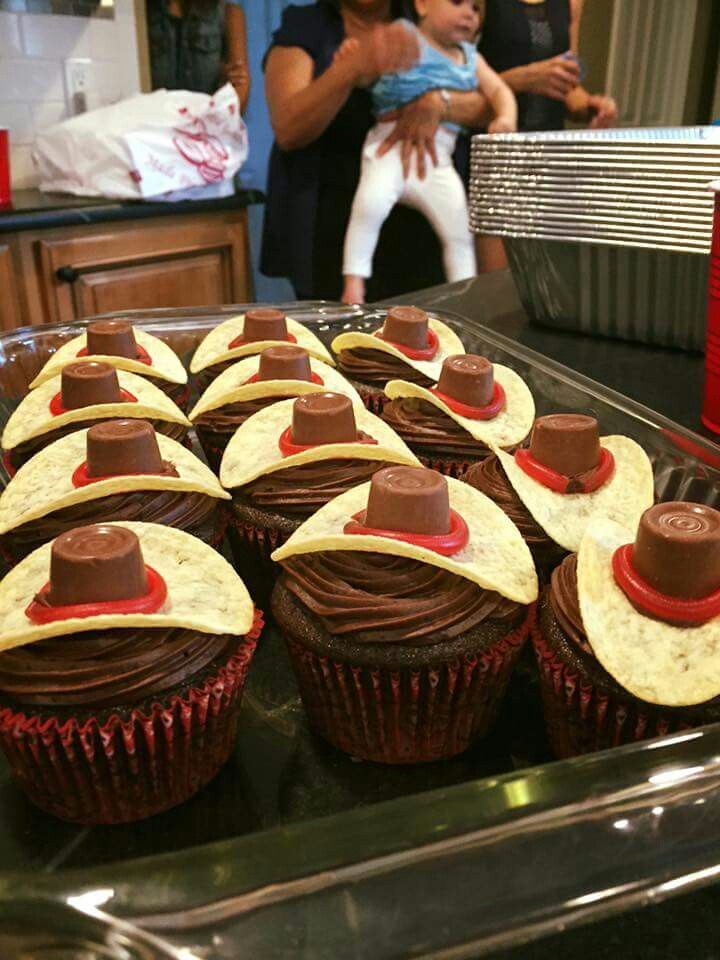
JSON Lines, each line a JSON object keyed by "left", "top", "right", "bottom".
{"left": 2, "top": 303, "right": 720, "bottom": 959}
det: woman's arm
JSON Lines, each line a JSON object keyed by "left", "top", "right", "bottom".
{"left": 265, "top": 22, "right": 419, "bottom": 153}
{"left": 377, "top": 89, "right": 491, "bottom": 178}
{"left": 476, "top": 55, "right": 517, "bottom": 133}
{"left": 564, "top": 0, "right": 618, "bottom": 127}
{"left": 225, "top": 4, "right": 250, "bottom": 113}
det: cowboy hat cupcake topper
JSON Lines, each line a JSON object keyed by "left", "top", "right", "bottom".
{"left": 273, "top": 466, "right": 538, "bottom": 606}
{"left": 30, "top": 320, "right": 188, "bottom": 392}
{"left": 190, "top": 308, "right": 335, "bottom": 375}
{"left": 578, "top": 503, "right": 720, "bottom": 707}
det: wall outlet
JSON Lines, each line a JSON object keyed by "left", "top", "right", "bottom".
{"left": 64, "top": 58, "right": 93, "bottom": 116}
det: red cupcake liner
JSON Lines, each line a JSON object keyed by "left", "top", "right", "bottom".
{"left": 0, "top": 609, "right": 264, "bottom": 824}
{"left": 282, "top": 606, "right": 534, "bottom": 764}
{"left": 531, "top": 620, "right": 695, "bottom": 759}
{"left": 229, "top": 516, "right": 290, "bottom": 565}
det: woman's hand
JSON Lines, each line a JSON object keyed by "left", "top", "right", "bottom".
{"left": 587, "top": 93, "right": 618, "bottom": 128}
{"left": 341, "top": 21, "right": 420, "bottom": 87}
{"left": 522, "top": 55, "right": 581, "bottom": 100}
{"left": 376, "top": 90, "right": 444, "bottom": 179}
{"left": 225, "top": 59, "right": 250, "bottom": 113}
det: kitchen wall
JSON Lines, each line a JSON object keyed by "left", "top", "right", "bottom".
{"left": 0, "top": 2, "right": 141, "bottom": 188}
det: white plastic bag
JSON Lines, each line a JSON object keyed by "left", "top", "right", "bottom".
{"left": 34, "top": 84, "right": 248, "bottom": 201}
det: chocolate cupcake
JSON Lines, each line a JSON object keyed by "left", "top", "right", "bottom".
{"left": 190, "top": 308, "right": 335, "bottom": 393}
{"left": 332, "top": 306, "right": 465, "bottom": 413}
{"left": 466, "top": 414, "right": 654, "bottom": 575}
{"left": 190, "top": 345, "right": 361, "bottom": 473}
{"left": 383, "top": 354, "right": 535, "bottom": 478}
{"left": 535, "top": 502, "right": 720, "bottom": 758}
{"left": 0, "top": 419, "right": 229, "bottom": 563}
{"left": 272, "top": 465, "right": 538, "bottom": 763}
{"left": 0, "top": 521, "right": 261, "bottom": 823}
{"left": 2, "top": 362, "right": 191, "bottom": 474}
{"left": 30, "top": 319, "right": 190, "bottom": 410}
{"left": 220, "top": 392, "right": 419, "bottom": 601}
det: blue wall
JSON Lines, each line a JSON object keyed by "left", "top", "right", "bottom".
{"left": 236, "top": 0, "right": 312, "bottom": 302}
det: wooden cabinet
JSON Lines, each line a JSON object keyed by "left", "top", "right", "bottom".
{"left": 0, "top": 245, "right": 22, "bottom": 331}
{"left": 5, "top": 207, "right": 253, "bottom": 328}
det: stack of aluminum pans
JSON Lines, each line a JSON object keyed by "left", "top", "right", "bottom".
{"left": 469, "top": 127, "right": 720, "bottom": 350}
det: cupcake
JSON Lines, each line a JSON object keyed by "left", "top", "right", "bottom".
{"left": 30, "top": 319, "right": 190, "bottom": 411}
{"left": 466, "top": 414, "right": 654, "bottom": 574}
{"left": 220, "top": 391, "right": 419, "bottom": 601}
{"left": 271, "top": 465, "right": 538, "bottom": 763}
{"left": 0, "top": 419, "right": 229, "bottom": 564}
{"left": 0, "top": 521, "right": 261, "bottom": 823}
{"left": 190, "top": 345, "right": 361, "bottom": 473}
{"left": 190, "top": 307, "right": 335, "bottom": 393}
{"left": 332, "top": 306, "right": 465, "bottom": 413}
{"left": 383, "top": 354, "right": 534, "bottom": 478}
{"left": 535, "top": 502, "right": 720, "bottom": 758}
{"left": 2, "top": 361, "right": 190, "bottom": 474}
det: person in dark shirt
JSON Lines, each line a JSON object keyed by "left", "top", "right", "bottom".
{"left": 147, "top": 0, "right": 250, "bottom": 111}
{"left": 476, "top": 0, "right": 617, "bottom": 269}
{"left": 261, "top": 0, "right": 491, "bottom": 301}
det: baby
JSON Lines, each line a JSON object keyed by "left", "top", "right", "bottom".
{"left": 340, "top": 0, "right": 517, "bottom": 305}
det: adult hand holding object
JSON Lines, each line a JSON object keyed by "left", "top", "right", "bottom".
{"left": 519, "top": 53, "right": 580, "bottom": 100}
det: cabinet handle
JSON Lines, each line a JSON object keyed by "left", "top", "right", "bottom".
{"left": 56, "top": 265, "right": 80, "bottom": 283}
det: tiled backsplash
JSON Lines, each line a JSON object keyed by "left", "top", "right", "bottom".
{"left": 0, "top": 1, "right": 141, "bottom": 188}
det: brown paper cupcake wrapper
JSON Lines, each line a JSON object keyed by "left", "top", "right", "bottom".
{"left": 0, "top": 609, "right": 264, "bottom": 824}
{"left": 282, "top": 606, "right": 534, "bottom": 764}
{"left": 350, "top": 381, "right": 386, "bottom": 415}
{"left": 531, "top": 621, "right": 696, "bottom": 758}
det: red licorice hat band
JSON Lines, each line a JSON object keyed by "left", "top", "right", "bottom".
{"left": 229, "top": 332, "right": 297, "bottom": 349}
{"left": 343, "top": 508, "right": 469, "bottom": 557}
{"left": 25, "top": 565, "right": 168, "bottom": 624}
{"left": 514, "top": 446, "right": 615, "bottom": 494}
{"left": 277, "top": 425, "right": 378, "bottom": 457}
{"left": 430, "top": 382, "right": 506, "bottom": 421}
{"left": 71, "top": 461, "right": 166, "bottom": 487}
{"left": 374, "top": 327, "right": 439, "bottom": 361}
{"left": 77, "top": 345, "right": 152, "bottom": 366}
{"left": 243, "top": 372, "right": 324, "bottom": 386}
{"left": 50, "top": 388, "right": 137, "bottom": 417}
{"left": 612, "top": 543, "right": 720, "bottom": 625}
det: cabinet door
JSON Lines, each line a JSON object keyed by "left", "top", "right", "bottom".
{"left": 0, "top": 245, "right": 22, "bottom": 330}
{"left": 34, "top": 211, "right": 252, "bottom": 324}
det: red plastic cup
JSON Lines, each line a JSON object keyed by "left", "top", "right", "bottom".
{"left": 701, "top": 182, "right": 720, "bottom": 434}
{"left": 0, "top": 129, "right": 9, "bottom": 207}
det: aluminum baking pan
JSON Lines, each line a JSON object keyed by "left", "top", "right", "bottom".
{"left": 472, "top": 159, "right": 720, "bottom": 178}
{"left": 470, "top": 197, "right": 712, "bottom": 227}
{"left": 472, "top": 144, "right": 720, "bottom": 159}
{"left": 473, "top": 125, "right": 720, "bottom": 142}
{"left": 469, "top": 223, "right": 709, "bottom": 255}
{"left": 2, "top": 304, "right": 720, "bottom": 960}
{"left": 470, "top": 209, "right": 712, "bottom": 236}
{"left": 471, "top": 171, "right": 718, "bottom": 190}
{"left": 469, "top": 184, "right": 713, "bottom": 209}
{"left": 504, "top": 236, "right": 709, "bottom": 351}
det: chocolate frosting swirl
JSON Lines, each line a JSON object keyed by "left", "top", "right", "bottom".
{"left": 466, "top": 456, "right": 563, "bottom": 557}
{"left": 236, "top": 459, "right": 393, "bottom": 519}
{"left": 336, "top": 348, "right": 433, "bottom": 386}
{"left": 549, "top": 554, "right": 591, "bottom": 653}
{"left": 0, "top": 627, "right": 238, "bottom": 708}
{"left": 3, "top": 489, "right": 219, "bottom": 561}
{"left": 279, "top": 551, "right": 522, "bottom": 644}
{"left": 382, "top": 397, "right": 492, "bottom": 457}
{"left": 194, "top": 395, "right": 290, "bottom": 435}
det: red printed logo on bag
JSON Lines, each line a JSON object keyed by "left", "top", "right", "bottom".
{"left": 172, "top": 116, "right": 229, "bottom": 184}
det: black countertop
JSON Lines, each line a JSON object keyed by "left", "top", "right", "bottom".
{"left": 404, "top": 273, "right": 719, "bottom": 960}
{"left": 0, "top": 187, "right": 263, "bottom": 234}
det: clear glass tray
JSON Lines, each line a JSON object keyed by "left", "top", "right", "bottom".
{"left": 2, "top": 303, "right": 720, "bottom": 960}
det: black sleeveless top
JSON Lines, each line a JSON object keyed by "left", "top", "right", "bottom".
{"left": 261, "top": 1, "right": 465, "bottom": 301}
{"left": 479, "top": 0, "right": 570, "bottom": 132}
